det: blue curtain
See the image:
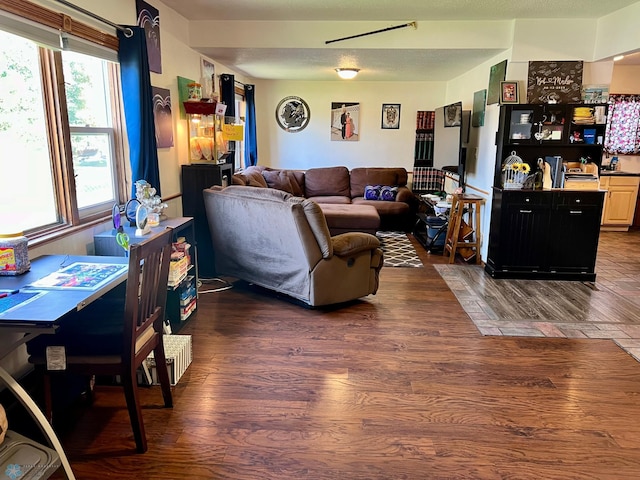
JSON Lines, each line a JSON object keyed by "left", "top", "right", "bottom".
{"left": 117, "top": 26, "right": 161, "bottom": 197}
{"left": 220, "top": 74, "right": 236, "bottom": 162}
{"left": 220, "top": 74, "right": 235, "bottom": 117}
{"left": 245, "top": 84, "right": 257, "bottom": 166}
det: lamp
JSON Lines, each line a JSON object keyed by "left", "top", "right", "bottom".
{"left": 335, "top": 68, "right": 360, "bottom": 80}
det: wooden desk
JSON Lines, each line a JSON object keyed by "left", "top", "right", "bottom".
{"left": 0, "top": 254, "right": 128, "bottom": 480}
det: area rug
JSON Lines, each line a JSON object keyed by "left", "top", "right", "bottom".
{"left": 434, "top": 264, "right": 640, "bottom": 362}
{"left": 376, "top": 231, "right": 423, "bottom": 268}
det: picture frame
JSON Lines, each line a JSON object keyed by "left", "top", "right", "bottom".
{"left": 500, "top": 81, "right": 519, "bottom": 104}
{"left": 472, "top": 89, "right": 486, "bottom": 127}
{"left": 381, "top": 103, "right": 401, "bottom": 129}
{"left": 177, "top": 76, "right": 195, "bottom": 119}
{"left": 151, "top": 86, "right": 173, "bottom": 148}
{"left": 443, "top": 102, "right": 462, "bottom": 127}
{"left": 487, "top": 59, "right": 507, "bottom": 105}
{"left": 136, "top": 0, "right": 161, "bottom": 74}
{"left": 331, "top": 102, "right": 360, "bottom": 141}
{"left": 200, "top": 57, "right": 216, "bottom": 98}
{"left": 582, "top": 84, "right": 609, "bottom": 104}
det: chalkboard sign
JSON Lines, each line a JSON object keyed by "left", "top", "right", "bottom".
{"left": 527, "top": 61, "right": 583, "bottom": 104}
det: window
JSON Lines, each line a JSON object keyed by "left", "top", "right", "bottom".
{"left": 0, "top": 27, "right": 123, "bottom": 237}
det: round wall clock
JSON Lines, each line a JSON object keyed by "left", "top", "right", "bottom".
{"left": 275, "top": 96, "right": 310, "bottom": 133}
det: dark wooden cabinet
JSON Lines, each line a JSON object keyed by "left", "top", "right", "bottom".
{"left": 494, "top": 103, "right": 608, "bottom": 188}
{"left": 486, "top": 190, "right": 604, "bottom": 280}
{"left": 181, "top": 163, "right": 233, "bottom": 279}
{"left": 486, "top": 104, "right": 606, "bottom": 281}
{"left": 548, "top": 191, "right": 603, "bottom": 274}
{"left": 496, "top": 191, "right": 551, "bottom": 271}
{"left": 94, "top": 217, "right": 198, "bottom": 333}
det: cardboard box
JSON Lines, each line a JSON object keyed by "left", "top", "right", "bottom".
{"left": 145, "top": 335, "right": 192, "bottom": 385}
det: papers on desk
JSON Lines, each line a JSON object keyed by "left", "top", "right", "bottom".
{"left": 28, "top": 262, "right": 127, "bottom": 291}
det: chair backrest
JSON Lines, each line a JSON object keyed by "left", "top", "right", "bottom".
{"left": 122, "top": 228, "right": 173, "bottom": 362}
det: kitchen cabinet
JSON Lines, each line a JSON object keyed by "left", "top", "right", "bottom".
{"left": 486, "top": 104, "right": 607, "bottom": 281}
{"left": 494, "top": 103, "right": 608, "bottom": 188}
{"left": 599, "top": 175, "right": 640, "bottom": 231}
{"left": 548, "top": 191, "right": 604, "bottom": 274}
{"left": 486, "top": 190, "right": 604, "bottom": 280}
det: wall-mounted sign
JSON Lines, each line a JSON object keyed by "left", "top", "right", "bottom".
{"left": 223, "top": 124, "right": 244, "bottom": 141}
{"left": 275, "top": 96, "right": 310, "bottom": 132}
{"left": 527, "top": 61, "right": 583, "bottom": 104}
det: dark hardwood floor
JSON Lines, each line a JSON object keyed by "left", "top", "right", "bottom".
{"left": 40, "top": 230, "right": 640, "bottom": 479}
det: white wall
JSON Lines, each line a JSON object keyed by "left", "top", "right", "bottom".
{"left": 255, "top": 80, "right": 446, "bottom": 171}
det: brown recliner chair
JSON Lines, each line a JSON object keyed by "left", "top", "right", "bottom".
{"left": 203, "top": 186, "right": 383, "bottom": 307}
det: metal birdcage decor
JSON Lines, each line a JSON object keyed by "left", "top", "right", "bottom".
{"left": 501, "top": 151, "right": 531, "bottom": 190}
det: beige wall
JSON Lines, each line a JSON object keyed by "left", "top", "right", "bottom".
{"left": 255, "top": 80, "right": 446, "bottom": 172}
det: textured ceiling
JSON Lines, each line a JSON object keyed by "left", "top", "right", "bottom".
{"left": 161, "top": 0, "right": 640, "bottom": 81}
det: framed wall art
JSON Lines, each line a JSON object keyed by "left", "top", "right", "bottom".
{"left": 381, "top": 103, "right": 401, "bottom": 129}
{"left": 527, "top": 61, "right": 583, "bottom": 104}
{"left": 487, "top": 60, "right": 507, "bottom": 105}
{"left": 275, "top": 96, "right": 311, "bottom": 133}
{"left": 443, "top": 102, "right": 462, "bottom": 127}
{"left": 331, "top": 102, "right": 360, "bottom": 141}
{"left": 200, "top": 58, "right": 216, "bottom": 98}
{"left": 177, "top": 76, "right": 195, "bottom": 119}
{"left": 500, "top": 81, "right": 519, "bottom": 104}
{"left": 136, "top": 0, "right": 161, "bottom": 73}
{"left": 472, "top": 89, "right": 486, "bottom": 127}
{"left": 152, "top": 86, "right": 173, "bottom": 148}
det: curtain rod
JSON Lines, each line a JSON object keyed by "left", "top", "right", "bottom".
{"left": 54, "top": 0, "right": 133, "bottom": 37}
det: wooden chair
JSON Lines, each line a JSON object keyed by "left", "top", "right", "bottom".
{"left": 27, "top": 228, "right": 174, "bottom": 453}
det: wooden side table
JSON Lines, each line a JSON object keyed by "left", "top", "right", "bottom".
{"left": 444, "top": 194, "right": 484, "bottom": 264}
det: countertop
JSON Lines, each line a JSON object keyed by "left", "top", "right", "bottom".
{"left": 599, "top": 170, "right": 640, "bottom": 177}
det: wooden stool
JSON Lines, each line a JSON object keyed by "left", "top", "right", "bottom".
{"left": 444, "top": 194, "right": 484, "bottom": 264}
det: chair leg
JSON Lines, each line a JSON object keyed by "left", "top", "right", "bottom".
{"left": 122, "top": 368, "right": 147, "bottom": 453}
{"left": 153, "top": 343, "right": 173, "bottom": 408}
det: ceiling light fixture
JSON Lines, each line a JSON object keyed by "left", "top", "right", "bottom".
{"left": 336, "top": 68, "right": 360, "bottom": 80}
{"left": 613, "top": 55, "right": 625, "bottom": 61}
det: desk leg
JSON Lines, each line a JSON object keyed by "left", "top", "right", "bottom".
{"left": 0, "top": 366, "right": 76, "bottom": 480}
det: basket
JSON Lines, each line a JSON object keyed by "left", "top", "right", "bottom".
{"left": 501, "top": 151, "right": 530, "bottom": 190}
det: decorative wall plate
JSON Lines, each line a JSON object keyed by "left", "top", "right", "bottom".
{"left": 275, "top": 96, "right": 310, "bottom": 132}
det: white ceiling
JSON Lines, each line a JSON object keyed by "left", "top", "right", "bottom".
{"left": 161, "top": 0, "right": 640, "bottom": 81}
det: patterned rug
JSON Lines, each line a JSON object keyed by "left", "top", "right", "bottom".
{"left": 376, "top": 231, "right": 423, "bottom": 268}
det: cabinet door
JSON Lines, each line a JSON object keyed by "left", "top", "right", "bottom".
{"left": 505, "top": 106, "right": 537, "bottom": 144}
{"left": 501, "top": 205, "right": 549, "bottom": 270}
{"left": 601, "top": 177, "right": 640, "bottom": 226}
{"left": 548, "top": 192, "right": 603, "bottom": 273}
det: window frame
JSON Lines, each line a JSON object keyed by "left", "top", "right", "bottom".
{"left": 0, "top": 1, "right": 126, "bottom": 243}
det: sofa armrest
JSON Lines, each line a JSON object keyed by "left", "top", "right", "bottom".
{"left": 395, "top": 186, "right": 415, "bottom": 204}
{"left": 331, "top": 232, "right": 381, "bottom": 257}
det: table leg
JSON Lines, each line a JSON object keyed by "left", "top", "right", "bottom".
{"left": 0, "top": 366, "right": 76, "bottom": 480}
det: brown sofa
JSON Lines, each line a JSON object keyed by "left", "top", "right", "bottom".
{"left": 203, "top": 185, "right": 383, "bottom": 307}
{"left": 232, "top": 165, "right": 417, "bottom": 232}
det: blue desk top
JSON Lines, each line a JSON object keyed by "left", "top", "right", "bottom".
{"left": 0, "top": 255, "right": 127, "bottom": 329}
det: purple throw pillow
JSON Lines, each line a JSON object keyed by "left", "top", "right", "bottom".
{"left": 364, "top": 184, "right": 381, "bottom": 200}
{"left": 380, "top": 186, "right": 399, "bottom": 201}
